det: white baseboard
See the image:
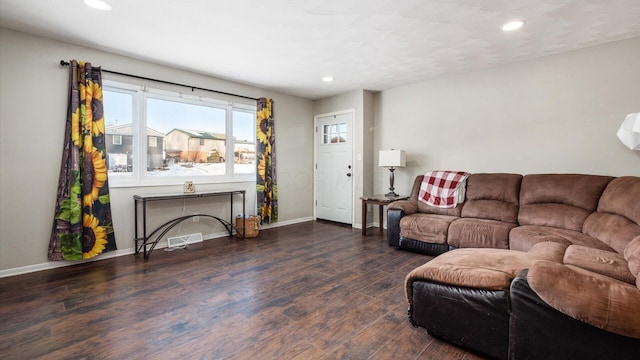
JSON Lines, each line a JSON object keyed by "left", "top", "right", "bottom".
{"left": 0, "top": 217, "right": 315, "bottom": 278}
{"left": 0, "top": 248, "right": 136, "bottom": 278}
{"left": 259, "top": 216, "right": 314, "bottom": 230}
{"left": 361, "top": 221, "right": 385, "bottom": 230}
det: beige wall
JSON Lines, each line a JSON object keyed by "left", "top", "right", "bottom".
{"left": 362, "top": 91, "right": 375, "bottom": 202}
{"left": 0, "top": 28, "right": 314, "bottom": 274}
{"left": 2, "top": 27, "right": 639, "bottom": 275}
{"left": 374, "top": 37, "right": 640, "bottom": 196}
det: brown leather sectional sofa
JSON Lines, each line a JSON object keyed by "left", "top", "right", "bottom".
{"left": 387, "top": 173, "right": 640, "bottom": 359}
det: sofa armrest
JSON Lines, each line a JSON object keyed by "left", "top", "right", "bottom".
{"left": 527, "top": 261, "right": 640, "bottom": 339}
{"left": 388, "top": 199, "right": 417, "bottom": 214}
{"left": 387, "top": 208, "right": 405, "bottom": 247}
{"left": 509, "top": 269, "right": 640, "bottom": 360}
{"left": 388, "top": 200, "right": 417, "bottom": 247}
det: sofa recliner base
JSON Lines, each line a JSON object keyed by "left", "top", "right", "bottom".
{"left": 398, "top": 236, "right": 451, "bottom": 255}
{"left": 410, "top": 280, "right": 510, "bottom": 360}
{"left": 509, "top": 270, "right": 640, "bottom": 360}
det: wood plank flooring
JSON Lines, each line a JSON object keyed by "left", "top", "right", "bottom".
{"left": 0, "top": 220, "right": 486, "bottom": 359}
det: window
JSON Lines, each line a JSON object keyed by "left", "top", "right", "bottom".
{"left": 102, "top": 80, "right": 256, "bottom": 186}
{"left": 102, "top": 88, "right": 134, "bottom": 174}
{"left": 233, "top": 110, "right": 257, "bottom": 174}
{"left": 323, "top": 122, "right": 347, "bottom": 144}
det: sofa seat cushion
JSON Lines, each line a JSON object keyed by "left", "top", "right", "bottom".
{"left": 448, "top": 218, "right": 516, "bottom": 249}
{"left": 399, "top": 213, "right": 459, "bottom": 244}
{"left": 563, "top": 245, "right": 635, "bottom": 284}
{"left": 528, "top": 261, "right": 640, "bottom": 339}
{"left": 405, "top": 242, "right": 567, "bottom": 303}
{"left": 509, "top": 225, "right": 614, "bottom": 252}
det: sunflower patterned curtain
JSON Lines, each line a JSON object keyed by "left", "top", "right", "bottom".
{"left": 256, "top": 98, "right": 277, "bottom": 224}
{"left": 48, "top": 60, "right": 117, "bottom": 260}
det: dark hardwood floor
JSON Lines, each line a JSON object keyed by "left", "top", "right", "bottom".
{"left": 0, "top": 221, "right": 486, "bottom": 359}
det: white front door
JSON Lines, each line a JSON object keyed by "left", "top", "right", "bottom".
{"left": 315, "top": 113, "right": 353, "bottom": 224}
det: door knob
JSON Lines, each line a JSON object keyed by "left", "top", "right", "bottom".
{"left": 347, "top": 173, "right": 352, "bottom": 177}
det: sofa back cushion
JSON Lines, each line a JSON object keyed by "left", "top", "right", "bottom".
{"left": 409, "top": 175, "right": 462, "bottom": 217}
{"left": 461, "top": 173, "right": 522, "bottom": 223}
{"left": 583, "top": 177, "right": 640, "bottom": 254}
{"left": 518, "top": 174, "right": 613, "bottom": 231}
{"left": 596, "top": 176, "right": 640, "bottom": 224}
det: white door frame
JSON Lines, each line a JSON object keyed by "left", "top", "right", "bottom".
{"left": 313, "top": 109, "right": 356, "bottom": 226}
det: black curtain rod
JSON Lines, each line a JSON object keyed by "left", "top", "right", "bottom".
{"left": 59, "top": 60, "right": 258, "bottom": 101}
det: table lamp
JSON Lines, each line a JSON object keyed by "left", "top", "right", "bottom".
{"left": 379, "top": 149, "right": 406, "bottom": 198}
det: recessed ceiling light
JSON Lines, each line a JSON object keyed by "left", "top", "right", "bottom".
{"left": 322, "top": 76, "right": 334, "bottom": 83}
{"left": 502, "top": 20, "right": 525, "bottom": 32}
{"left": 84, "top": 0, "right": 112, "bottom": 11}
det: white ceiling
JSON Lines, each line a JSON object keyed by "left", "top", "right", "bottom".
{"left": 1, "top": 0, "right": 640, "bottom": 99}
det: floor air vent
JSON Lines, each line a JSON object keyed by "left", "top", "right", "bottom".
{"left": 167, "top": 233, "right": 203, "bottom": 248}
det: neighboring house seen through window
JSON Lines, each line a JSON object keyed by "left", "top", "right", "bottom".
{"left": 102, "top": 80, "right": 256, "bottom": 186}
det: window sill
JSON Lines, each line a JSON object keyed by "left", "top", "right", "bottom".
{"left": 108, "top": 175, "right": 256, "bottom": 188}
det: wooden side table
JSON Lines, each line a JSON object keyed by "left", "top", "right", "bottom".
{"left": 361, "top": 195, "right": 408, "bottom": 235}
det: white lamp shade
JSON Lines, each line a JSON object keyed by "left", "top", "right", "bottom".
{"left": 379, "top": 149, "right": 406, "bottom": 167}
{"left": 617, "top": 112, "right": 640, "bottom": 150}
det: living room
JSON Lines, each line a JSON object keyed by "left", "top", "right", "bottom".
{"left": 1, "top": 1, "right": 639, "bottom": 358}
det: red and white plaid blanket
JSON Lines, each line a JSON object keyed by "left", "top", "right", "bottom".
{"left": 418, "top": 171, "right": 469, "bottom": 208}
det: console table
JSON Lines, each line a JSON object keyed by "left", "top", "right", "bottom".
{"left": 134, "top": 190, "right": 245, "bottom": 260}
{"left": 361, "top": 195, "right": 408, "bottom": 235}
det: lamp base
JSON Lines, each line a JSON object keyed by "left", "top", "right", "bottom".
{"left": 385, "top": 191, "right": 400, "bottom": 198}
{"left": 386, "top": 167, "right": 399, "bottom": 198}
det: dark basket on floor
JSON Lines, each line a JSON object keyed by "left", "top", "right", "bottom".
{"left": 236, "top": 215, "right": 260, "bottom": 238}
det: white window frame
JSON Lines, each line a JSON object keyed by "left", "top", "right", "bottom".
{"left": 112, "top": 134, "right": 122, "bottom": 145}
{"left": 148, "top": 136, "right": 157, "bottom": 147}
{"left": 103, "top": 79, "right": 256, "bottom": 187}
{"left": 232, "top": 108, "right": 258, "bottom": 175}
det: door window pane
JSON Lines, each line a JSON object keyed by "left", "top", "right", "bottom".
{"left": 323, "top": 122, "right": 347, "bottom": 144}
{"left": 337, "top": 122, "right": 347, "bottom": 143}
